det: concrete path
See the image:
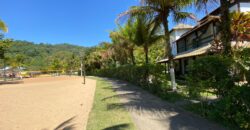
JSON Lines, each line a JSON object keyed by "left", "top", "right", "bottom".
{"left": 0, "top": 76, "right": 96, "bottom": 130}
{"left": 106, "top": 79, "right": 226, "bottom": 130}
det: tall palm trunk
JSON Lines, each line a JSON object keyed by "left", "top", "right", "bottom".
{"left": 143, "top": 43, "right": 149, "bottom": 85}
{"left": 144, "top": 44, "right": 149, "bottom": 64}
{"left": 129, "top": 49, "right": 136, "bottom": 65}
{"left": 162, "top": 14, "right": 177, "bottom": 91}
{"left": 220, "top": 0, "right": 232, "bottom": 56}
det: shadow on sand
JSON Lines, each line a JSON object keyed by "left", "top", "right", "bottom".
{"left": 102, "top": 123, "right": 130, "bottom": 130}
{"left": 0, "top": 80, "right": 24, "bottom": 85}
{"left": 53, "top": 116, "right": 77, "bottom": 130}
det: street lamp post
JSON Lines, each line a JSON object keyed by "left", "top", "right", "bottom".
{"left": 82, "top": 58, "right": 86, "bottom": 84}
{"left": 80, "top": 58, "right": 83, "bottom": 77}
{"left": 80, "top": 52, "right": 86, "bottom": 85}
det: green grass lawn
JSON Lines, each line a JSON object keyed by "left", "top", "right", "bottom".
{"left": 86, "top": 77, "right": 136, "bottom": 130}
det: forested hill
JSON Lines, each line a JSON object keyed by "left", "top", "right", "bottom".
{"left": 4, "top": 40, "right": 88, "bottom": 71}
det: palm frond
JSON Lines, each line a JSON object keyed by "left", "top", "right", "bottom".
{"left": 194, "top": 0, "right": 219, "bottom": 14}
{"left": 116, "top": 6, "right": 155, "bottom": 23}
{"left": 0, "top": 19, "right": 8, "bottom": 33}
{"left": 173, "top": 11, "right": 197, "bottom": 23}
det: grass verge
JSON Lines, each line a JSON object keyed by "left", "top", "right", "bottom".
{"left": 86, "top": 77, "right": 136, "bottom": 130}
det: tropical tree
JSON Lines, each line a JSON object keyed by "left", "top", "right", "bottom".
{"left": 220, "top": 0, "right": 232, "bottom": 55}
{"left": 50, "top": 58, "right": 62, "bottom": 73}
{"left": 193, "top": 0, "right": 218, "bottom": 15}
{"left": 231, "top": 11, "right": 250, "bottom": 49}
{"left": 110, "top": 19, "right": 137, "bottom": 65}
{"left": 0, "top": 39, "right": 12, "bottom": 81}
{"left": 84, "top": 42, "right": 116, "bottom": 71}
{"left": 0, "top": 19, "right": 8, "bottom": 33}
{"left": 10, "top": 54, "right": 26, "bottom": 69}
{"left": 98, "top": 42, "right": 115, "bottom": 68}
{"left": 67, "top": 53, "right": 79, "bottom": 75}
{"left": 133, "top": 14, "right": 163, "bottom": 64}
{"left": 111, "top": 40, "right": 130, "bottom": 65}
{"left": 118, "top": 0, "right": 194, "bottom": 90}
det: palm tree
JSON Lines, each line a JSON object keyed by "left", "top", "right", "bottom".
{"left": 110, "top": 19, "right": 137, "bottom": 65}
{"left": 118, "top": 0, "right": 194, "bottom": 90}
{"left": 220, "top": 0, "right": 232, "bottom": 55}
{"left": 194, "top": 0, "right": 218, "bottom": 15}
{"left": 0, "top": 19, "right": 8, "bottom": 33}
{"left": 133, "top": 14, "right": 163, "bottom": 64}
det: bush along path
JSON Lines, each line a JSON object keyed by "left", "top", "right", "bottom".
{"left": 103, "top": 78, "right": 227, "bottom": 130}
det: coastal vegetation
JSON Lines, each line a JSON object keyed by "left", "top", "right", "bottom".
{"left": 83, "top": 1, "right": 250, "bottom": 129}
{"left": 0, "top": 40, "right": 87, "bottom": 74}
{"left": 1, "top": 0, "right": 250, "bottom": 129}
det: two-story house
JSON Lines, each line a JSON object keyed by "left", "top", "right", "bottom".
{"left": 159, "top": 0, "right": 250, "bottom": 76}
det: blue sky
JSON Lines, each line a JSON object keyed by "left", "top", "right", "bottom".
{"left": 0, "top": 0, "right": 215, "bottom": 47}
{"left": 0, "top": 0, "right": 140, "bottom": 46}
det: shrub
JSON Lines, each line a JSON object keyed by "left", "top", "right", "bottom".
{"left": 235, "top": 48, "right": 250, "bottom": 82}
{"left": 186, "top": 55, "right": 235, "bottom": 97}
{"left": 186, "top": 54, "right": 250, "bottom": 129}
{"left": 92, "top": 64, "right": 171, "bottom": 96}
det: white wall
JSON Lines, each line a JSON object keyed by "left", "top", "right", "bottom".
{"left": 171, "top": 42, "right": 177, "bottom": 56}
{"left": 170, "top": 29, "right": 191, "bottom": 56}
{"left": 230, "top": 4, "right": 239, "bottom": 12}
{"left": 170, "top": 31, "right": 177, "bottom": 56}
{"left": 240, "top": 3, "right": 250, "bottom": 12}
{"left": 175, "top": 30, "right": 189, "bottom": 40}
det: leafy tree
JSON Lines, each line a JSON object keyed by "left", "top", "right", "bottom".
{"left": 0, "top": 39, "right": 12, "bottom": 60}
{"left": 9, "top": 54, "right": 26, "bottom": 69}
{"left": 50, "top": 58, "right": 62, "bottom": 72}
{"left": 0, "top": 39, "right": 12, "bottom": 81}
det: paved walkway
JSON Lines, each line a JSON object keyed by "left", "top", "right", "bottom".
{"left": 106, "top": 79, "right": 226, "bottom": 130}
{"left": 0, "top": 76, "right": 96, "bottom": 130}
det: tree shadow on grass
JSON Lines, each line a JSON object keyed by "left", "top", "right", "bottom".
{"left": 107, "top": 103, "right": 125, "bottom": 110}
{"left": 102, "top": 78, "right": 227, "bottom": 130}
{"left": 102, "top": 92, "right": 136, "bottom": 101}
{"left": 102, "top": 123, "right": 130, "bottom": 130}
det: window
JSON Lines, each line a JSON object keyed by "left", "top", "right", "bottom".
{"left": 197, "top": 23, "right": 214, "bottom": 46}
{"left": 177, "top": 39, "right": 186, "bottom": 53}
{"left": 186, "top": 33, "right": 197, "bottom": 50}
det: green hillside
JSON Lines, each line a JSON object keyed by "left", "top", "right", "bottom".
{"left": 2, "top": 40, "right": 88, "bottom": 72}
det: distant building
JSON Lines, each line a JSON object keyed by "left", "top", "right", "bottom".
{"left": 159, "top": 0, "right": 250, "bottom": 76}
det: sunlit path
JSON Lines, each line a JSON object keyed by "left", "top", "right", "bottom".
{"left": 106, "top": 78, "right": 226, "bottom": 130}
{"left": 0, "top": 76, "right": 96, "bottom": 130}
